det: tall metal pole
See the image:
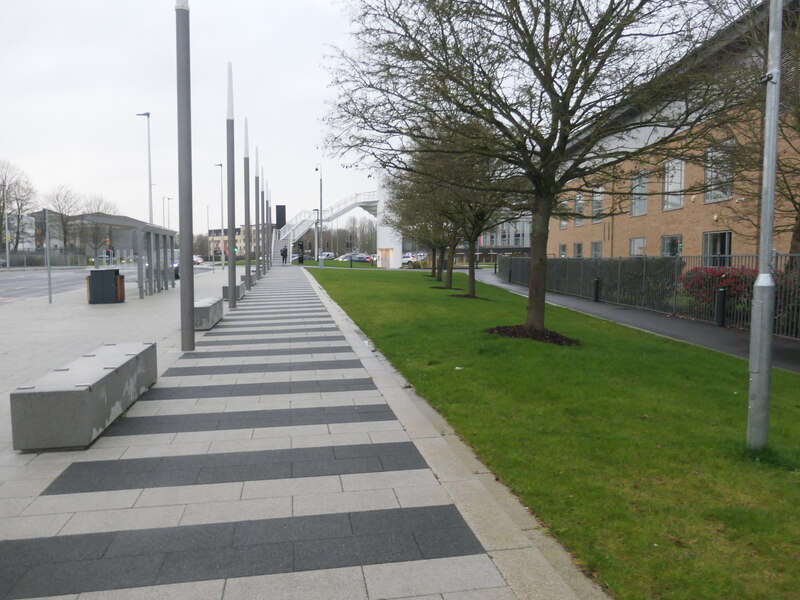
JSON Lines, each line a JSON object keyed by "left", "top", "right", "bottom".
{"left": 747, "top": 0, "right": 783, "bottom": 450}
{"left": 226, "top": 62, "right": 237, "bottom": 309}
{"left": 243, "top": 119, "right": 252, "bottom": 290}
{"left": 207, "top": 204, "right": 214, "bottom": 272}
{"left": 3, "top": 184, "right": 10, "bottom": 269}
{"left": 136, "top": 112, "right": 153, "bottom": 224}
{"left": 44, "top": 209, "right": 52, "bottom": 304}
{"left": 176, "top": 0, "right": 194, "bottom": 351}
{"left": 254, "top": 147, "right": 261, "bottom": 279}
{"left": 317, "top": 165, "right": 324, "bottom": 269}
{"left": 262, "top": 170, "right": 268, "bottom": 272}
{"left": 214, "top": 163, "right": 224, "bottom": 269}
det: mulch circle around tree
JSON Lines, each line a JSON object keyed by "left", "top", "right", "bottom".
{"left": 484, "top": 324, "right": 581, "bottom": 346}
{"left": 450, "top": 294, "right": 489, "bottom": 300}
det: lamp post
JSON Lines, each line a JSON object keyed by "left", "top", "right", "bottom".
{"left": 162, "top": 196, "right": 172, "bottom": 229}
{"left": 214, "top": 163, "right": 224, "bottom": 268}
{"left": 3, "top": 183, "right": 10, "bottom": 269}
{"left": 206, "top": 204, "right": 214, "bottom": 272}
{"left": 136, "top": 112, "right": 153, "bottom": 224}
{"left": 315, "top": 165, "right": 323, "bottom": 268}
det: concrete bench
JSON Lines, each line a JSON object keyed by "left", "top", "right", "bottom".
{"left": 10, "top": 343, "right": 157, "bottom": 451}
{"left": 240, "top": 271, "right": 257, "bottom": 286}
{"left": 223, "top": 282, "right": 245, "bottom": 301}
{"left": 194, "top": 297, "right": 223, "bottom": 331}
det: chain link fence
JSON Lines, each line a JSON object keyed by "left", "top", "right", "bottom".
{"left": 497, "top": 254, "right": 800, "bottom": 339}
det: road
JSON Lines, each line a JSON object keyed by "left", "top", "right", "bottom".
{"left": 0, "top": 265, "right": 215, "bottom": 304}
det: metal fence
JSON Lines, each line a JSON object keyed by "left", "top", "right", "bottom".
{"left": 1, "top": 251, "right": 87, "bottom": 268}
{"left": 497, "top": 254, "right": 800, "bottom": 339}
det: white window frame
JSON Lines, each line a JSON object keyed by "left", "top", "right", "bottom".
{"left": 591, "top": 187, "right": 604, "bottom": 223}
{"left": 631, "top": 172, "right": 648, "bottom": 217}
{"left": 630, "top": 237, "right": 646, "bottom": 256}
{"left": 662, "top": 234, "right": 683, "bottom": 256}
{"left": 575, "top": 194, "right": 585, "bottom": 227}
{"left": 558, "top": 244, "right": 567, "bottom": 258}
{"left": 662, "top": 159, "right": 684, "bottom": 211}
{"left": 573, "top": 242, "right": 584, "bottom": 258}
{"left": 558, "top": 200, "right": 568, "bottom": 229}
{"left": 591, "top": 241, "right": 602, "bottom": 258}
{"left": 704, "top": 144, "right": 734, "bottom": 204}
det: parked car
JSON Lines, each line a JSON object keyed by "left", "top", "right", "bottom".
{"left": 401, "top": 252, "right": 416, "bottom": 266}
{"left": 335, "top": 253, "right": 354, "bottom": 262}
{"left": 319, "top": 251, "right": 336, "bottom": 260}
{"left": 192, "top": 255, "right": 203, "bottom": 264}
{"left": 352, "top": 253, "right": 373, "bottom": 262}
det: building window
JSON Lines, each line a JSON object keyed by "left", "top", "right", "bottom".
{"left": 574, "top": 243, "right": 584, "bottom": 258}
{"left": 559, "top": 244, "right": 567, "bottom": 258}
{"left": 575, "top": 194, "right": 585, "bottom": 227}
{"left": 558, "top": 200, "right": 568, "bottom": 229}
{"left": 663, "top": 159, "right": 684, "bottom": 211}
{"left": 591, "top": 241, "right": 602, "bottom": 258}
{"left": 631, "top": 172, "right": 648, "bottom": 216}
{"left": 591, "top": 188, "right": 604, "bottom": 223}
{"left": 662, "top": 235, "right": 683, "bottom": 256}
{"left": 703, "top": 230, "right": 732, "bottom": 266}
{"left": 705, "top": 143, "right": 733, "bottom": 203}
{"left": 630, "top": 237, "right": 646, "bottom": 256}
{"left": 514, "top": 232, "right": 522, "bottom": 246}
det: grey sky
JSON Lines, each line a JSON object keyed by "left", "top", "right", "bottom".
{"left": 0, "top": 0, "right": 375, "bottom": 233}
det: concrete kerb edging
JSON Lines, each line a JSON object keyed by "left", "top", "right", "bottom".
{"left": 302, "top": 269, "right": 611, "bottom": 600}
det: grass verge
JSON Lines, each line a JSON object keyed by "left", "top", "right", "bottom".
{"left": 310, "top": 268, "right": 800, "bottom": 600}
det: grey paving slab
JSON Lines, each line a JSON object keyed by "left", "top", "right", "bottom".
{"left": 179, "top": 346, "right": 351, "bottom": 360}
{"left": 103, "top": 404, "right": 395, "bottom": 436}
{"left": 162, "top": 358, "right": 363, "bottom": 377}
{"left": 42, "top": 442, "right": 427, "bottom": 495}
{"left": 195, "top": 334, "right": 346, "bottom": 347}
{"left": 203, "top": 326, "right": 338, "bottom": 337}
{"left": 138, "top": 377, "right": 377, "bottom": 401}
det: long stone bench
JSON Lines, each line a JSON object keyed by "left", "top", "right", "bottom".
{"left": 194, "top": 297, "right": 223, "bottom": 331}
{"left": 223, "top": 282, "right": 245, "bottom": 301}
{"left": 10, "top": 342, "right": 157, "bottom": 451}
{"left": 240, "top": 271, "right": 257, "bottom": 286}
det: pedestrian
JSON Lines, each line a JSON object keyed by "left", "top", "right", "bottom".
{"left": 280, "top": 246, "right": 288, "bottom": 265}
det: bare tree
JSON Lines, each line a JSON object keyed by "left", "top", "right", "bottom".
{"left": 80, "top": 195, "right": 119, "bottom": 258}
{"left": 0, "top": 160, "right": 37, "bottom": 251}
{"left": 328, "top": 0, "right": 746, "bottom": 337}
{"left": 46, "top": 185, "right": 82, "bottom": 250}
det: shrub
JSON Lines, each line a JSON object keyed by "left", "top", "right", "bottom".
{"left": 680, "top": 266, "right": 758, "bottom": 308}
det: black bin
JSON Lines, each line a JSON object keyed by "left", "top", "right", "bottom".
{"left": 87, "top": 269, "right": 125, "bottom": 304}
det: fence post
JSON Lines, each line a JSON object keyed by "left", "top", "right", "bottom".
{"left": 672, "top": 257, "right": 680, "bottom": 314}
{"left": 593, "top": 277, "right": 601, "bottom": 302}
{"left": 617, "top": 257, "right": 622, "bottom": 304}
{"left": 714, "top": 287, "right": 727, "bottom": 327}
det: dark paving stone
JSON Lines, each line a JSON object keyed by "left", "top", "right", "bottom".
{"left": 180, "top": 345, "right": 351, "bottom": 360}
{"left": 333, "top": 441, "right": 420, "bottom": 459}
{"left": 105, "top": 523, "right": 236, "bottom": 558}
{"left": 291, "top": 456, "right": 384, "bottom": 478}
{"left": 0, "top": 565, "right": 26, "bottom": 598}
{"left": 161, "top": 358, "right": 363, "bottom": 378}
{"left": 233, "top": 513, "right": 352, "bottom": 546}
{"left": 294, "top": 532, "right": 421, "bottom": 572}
{"left": 156, "top": 543, "right": 293, "bottom": 584}
{"left": 381, "top": 453, "right": 430, "bottom": 471}
{"left": 42, "top": 442, "right": 424, "bottom": 495}
{"left": 214, "top": 316, "right": 331, "bottom": 327}
{"left": 7, "top": 553, "right": 165, "bottom": 599}
{"left": 196, "top": 334, "right": 345, "bottom": 347}
{"left": 414, "top": 526, "right": 485, "bottom": 559}
{"left": 104, "top": 404, "right": 393, "bottom": 437}
{"left": 204, "top": 326, "right": 338, "bottom": 337}
{"left": 211, "top": 319, "right": 336, "bottom": 331}
{"left": 138, "top": 378, "right": 376, "bottom": 401}
{"left": 0, "top": 532, "right": 115, "bottom": 567}
{"left": 349, "top": 506, "right": 466, "bottom": 536}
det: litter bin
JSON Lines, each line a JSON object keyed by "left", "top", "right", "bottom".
{"left": 87, "top": 269, "right": 125, "bottom": 304}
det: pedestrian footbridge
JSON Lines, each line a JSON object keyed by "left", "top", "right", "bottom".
{"left": 277, "top": 191, "right": 376, "bottom": 242}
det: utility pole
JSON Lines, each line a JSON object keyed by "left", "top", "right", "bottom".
{"left": 747, "top": 0, "right": 783, "bottom": 450}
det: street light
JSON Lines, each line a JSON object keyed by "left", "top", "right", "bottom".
{"left": 214, "top": 163, "right": 224, "bottom": 268}
{"left": 315, "top": 165, "right": 323, "bottom": 268}
{"left": 206, "top": 204, "right": 214, "bottom": 272}
{"left": 136, "top": 112, "right": 153, "bottom": 224}
{"left": 162, "top": 196, "right": 172, "bottom": 229}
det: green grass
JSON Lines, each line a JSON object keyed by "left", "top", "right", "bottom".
{"left": 294, "top": 259, "right": 377, "bottom": 268}
{"left": 309, "top": 268, "right": 800, "bottom": 600}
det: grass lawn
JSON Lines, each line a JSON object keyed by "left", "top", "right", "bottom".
{"left": 309, "top": 268, "right": 800, "bottom": 600}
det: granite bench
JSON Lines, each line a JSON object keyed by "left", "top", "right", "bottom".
{"left": 10, "top": 342, "right": 157, "bottom": 451}
{"left": 194, "top": 297, "right": 223, "bottom": 331}
{"left": 222, "top": 282, "right": 245, "bottom": 301}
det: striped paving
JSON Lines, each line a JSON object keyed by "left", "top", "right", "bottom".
{"left": 0, "top": 266, "right": 537, "bottom": 599}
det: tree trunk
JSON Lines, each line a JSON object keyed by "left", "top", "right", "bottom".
{"left": 467, "top": 237, "right": 477, "bottom": 297}
{"left": 430, "top": 248, "right": 437, "bottom": 277}
{"left": 437, "top": 247, "right": 445, "bottom": 281}
{"left": 525, "top": 201, "right": 553, "bottom": 332}
{"left": 445, "top": 244, "right": 456, "bottom": 289}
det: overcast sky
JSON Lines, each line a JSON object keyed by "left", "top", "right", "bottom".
{"left": 0, "top": 0, "right": 375, "bottom": 234}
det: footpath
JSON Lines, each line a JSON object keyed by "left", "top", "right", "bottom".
{"left": 0, "top": 265, "right": 610, "bottom": 600}
{"left": 475, "top": 269, "right": 800, "bottom": 374}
